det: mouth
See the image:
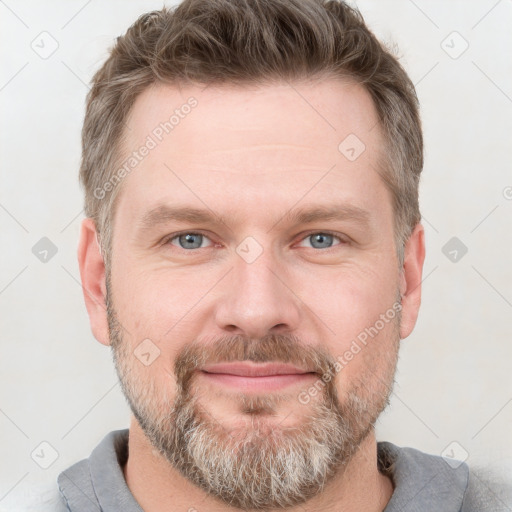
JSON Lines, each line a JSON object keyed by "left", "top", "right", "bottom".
{"left": 199, "top": 362, "right": 318, "bottom": 392}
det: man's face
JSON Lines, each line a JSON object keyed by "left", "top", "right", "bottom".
{"left": 102, "top": 79, "right": 412, "bottom": 508}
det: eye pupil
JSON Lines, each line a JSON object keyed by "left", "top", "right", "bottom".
{"left": 310, "top": 233, "right": 334, "bottom": 249}
{"left": 179, "top": 233, "right": 202, "bottom": 249}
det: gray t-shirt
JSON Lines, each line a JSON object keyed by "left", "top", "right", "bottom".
{"left": 57, "top": 429, "right": 510, "bottom": 511}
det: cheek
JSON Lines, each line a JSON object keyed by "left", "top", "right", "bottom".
{"left": 113, "top": 332, "right": 179, "bottom": 408}
{"left": 301, "top": 264, "right": 400, "bottom": 384}
{"left": 302, "top": 263, "right": 399, "bottom": 342}
{"left": 110, "top": 260, "right": 212, "bottom": 345}
{"left": 330, "top": 305, "right": 400, "bottom": 401}
{"left": 109, "top": 265, "right": 219, "bottom": 402}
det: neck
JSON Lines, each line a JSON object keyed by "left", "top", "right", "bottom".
{"left": 123, "top": 418, "right": 394, "bottom": 512}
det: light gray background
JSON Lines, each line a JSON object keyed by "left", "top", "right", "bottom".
{"left": 1, "top": 0, "right": 511, "bottom": 510}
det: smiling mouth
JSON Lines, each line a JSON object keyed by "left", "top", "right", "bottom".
{"left": 199, "top": 361, "right": 318, "bottom": 392}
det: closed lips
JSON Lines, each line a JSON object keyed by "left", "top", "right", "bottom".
{"left": 200, "top": 362, "right": 315, "bottom": 377}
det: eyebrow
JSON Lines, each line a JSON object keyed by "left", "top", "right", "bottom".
{"left": 137, "top": 203, "right": 372, "bottom": 233}
{"left": 280, "top": 204, "right": 371, "bottom": 227}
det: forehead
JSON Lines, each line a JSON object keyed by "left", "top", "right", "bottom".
{"left": 124, "top": 78, "right": 382, "bottom": 159}
{"left": 114, "top": 79, "right": 390, "bottom": 230}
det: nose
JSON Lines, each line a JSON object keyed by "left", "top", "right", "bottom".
{"left": 213, "top": 246, "right": 302, "bottom": 339}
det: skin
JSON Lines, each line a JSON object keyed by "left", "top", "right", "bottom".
{"left": 78, "top": 78, "right": 425, "bottom": 512}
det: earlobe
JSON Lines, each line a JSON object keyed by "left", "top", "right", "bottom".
{"left": 77, "top": 218, "right": 111, "bottom": 346}
{"left": 398, "top": 223, "right": 426, "bottom": 340}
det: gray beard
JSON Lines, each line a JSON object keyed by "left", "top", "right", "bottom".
{"left": 107, "top": 290, "right": 399, "bottom": 510}
{"left": 157, "top": 385, "right": 375, "bottom": 509}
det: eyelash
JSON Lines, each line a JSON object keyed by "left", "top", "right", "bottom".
{"left": 162, "top": 230, "right": 349, "bottom": 251}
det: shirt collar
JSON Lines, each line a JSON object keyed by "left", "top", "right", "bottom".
{"left": 88, "top": 429, "right": 143, "bottom": 512}
{"left": 379, "top": 441, "right": 468, "bottom": 511}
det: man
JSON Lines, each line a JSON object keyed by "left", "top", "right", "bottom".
{"left": 57, "top": 0, "right": 502, "bottom": 510}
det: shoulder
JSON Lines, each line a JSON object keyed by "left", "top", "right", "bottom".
{"left": 57, "top": 456, "right": 97, "bottom": 509}
{"left": 378, "top": 442, "right": 511, "bottom": 511}
{"left": 57, "top": 429, "right": 130, "bottom": 510}
{"left": 461, "top": 465, "right": 512, "bottom": 512}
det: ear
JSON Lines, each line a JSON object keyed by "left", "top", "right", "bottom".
{"left": 398, "top": 223, "right": 425, "bottom": 340}
{"left": 77, "top": 218, "right": 110, "bottom": 346}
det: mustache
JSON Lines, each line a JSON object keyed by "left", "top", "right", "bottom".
{"left": 174, "top": 333, "right": 338, "bottom": 393}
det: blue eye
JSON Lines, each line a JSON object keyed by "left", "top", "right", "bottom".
{"left": 299, "top": 232, "right": 343, "bottom": 249}
{"left": 169, "top": 233, "right": 212, "bottom": 250}
{"left": 165, "top": 231, "right": 345, "bottom": 252}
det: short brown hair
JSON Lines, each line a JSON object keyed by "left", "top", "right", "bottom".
{"left": 80, "top": 0, "right": 422, "bottom": 268}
